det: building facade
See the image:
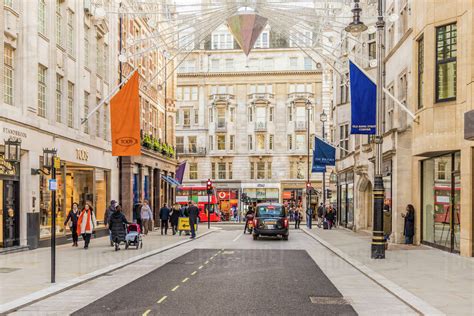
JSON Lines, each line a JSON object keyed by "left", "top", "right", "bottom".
{"left": 176, "top": 23, "right": 328, "bottom": 220}
{"left": 0, "top": 0, "right": 119, "bottom": 248}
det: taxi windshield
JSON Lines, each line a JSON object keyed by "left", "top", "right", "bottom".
{"left": 256, "top": 205, "right": 285, "bottom": 217}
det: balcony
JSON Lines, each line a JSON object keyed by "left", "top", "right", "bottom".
{"left": 248, "top": 93, "right": 274, "bottom": 104}
{"left": 288, "top": 92, "right": 314, "bottom": 102}
{"left": 209, "top": 94, "right": 235, "bottom": 104}
{"left": 254, "top": 121, "right": 267, "bottom": 132}
{"left": 177, "top": 146, "right": 207, "bottom": 156}
{"left": 215, "top": 122, "right": 227, "bottom": 133}
{"left": 294, "top": 121, "right": 308, "bottom": 131}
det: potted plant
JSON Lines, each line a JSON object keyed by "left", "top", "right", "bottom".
{"left": 153, "top": 138, "right": 161, "bottom": 152}
{"left": 142, "top": 134, "right": 152, "bottom": 149}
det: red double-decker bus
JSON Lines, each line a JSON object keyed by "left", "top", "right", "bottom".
{"left": 176, "top": 185, "right": 221, "bottom": 222}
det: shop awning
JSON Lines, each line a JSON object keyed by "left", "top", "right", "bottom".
{"left": 161, "top": 175, "right": 181, "bottom": 187}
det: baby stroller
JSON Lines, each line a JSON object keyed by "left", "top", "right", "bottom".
{"left": 125, "top": 223, "right": 143, "bottom": 250}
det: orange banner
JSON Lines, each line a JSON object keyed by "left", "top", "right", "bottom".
{"left": 110, "top": 71, "right": 141, "bottom": 156}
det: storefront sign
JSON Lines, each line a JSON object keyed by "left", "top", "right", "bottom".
{"left": 177, "top": 217, "right": 196, "bottom": 231}
{"left": 49, "top": 179, "right": 57, "bottom": 191}
{"left": 3, "top": 127, "right": 27, "bottom": 139}
{"left": 176, "top": 196, "right": 188, "bottom": 203}
{"left": 54, "top": 157, "right": 61, "bottom": 169}
{"left": 76, "top": 148, "right": 89, "bottom": 161}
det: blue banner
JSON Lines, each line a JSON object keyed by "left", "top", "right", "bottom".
{"left": 312, "top": 163, "right": 326, "bottom": 173}
{"left": 313, "top": 137, "right": 336, "bottom": 166}
{"left": 349, "top": 60, "right": 376, "bottom": 134}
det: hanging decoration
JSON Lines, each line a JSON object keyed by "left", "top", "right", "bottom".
{"left": 226, "top": 12, "right": 268, "bottom": 55}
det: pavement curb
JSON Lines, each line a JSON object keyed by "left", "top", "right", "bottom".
{"left": 0, "top": 230, "right": 215, "bottom": 315}
{"left": 301, "top": 228, "right": 445, "bottom": 316}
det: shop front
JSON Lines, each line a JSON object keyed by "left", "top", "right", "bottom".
{"left": 337, "top": 171, "right": 354, "bottom": 229}
{"left": 421, "top": 152, "right": 461, "bottom": 253}
{"left": 281, "top": 182, "right": 305, "bottom": 207}
{"left": 0, "top": 154, "right": 20, "bottom": 248}
{"left": 216, "top": 189, "right": 238, "bottom": 221}
{"left": 242, "top": 183, "right": 280, "bottom": 205}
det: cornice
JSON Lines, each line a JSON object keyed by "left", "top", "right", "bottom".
{"left": 178, "top": 70, "right": 323, "bottom": 78}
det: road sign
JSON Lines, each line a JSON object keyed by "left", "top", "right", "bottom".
{"left": 177, "top": 217, "right": 197, "bottom": 231}
{"left": 49, "top": 179, "right": 57, "bottom": 191}
{"left": 53, "top": 157, "right": 61, "bottom": 169}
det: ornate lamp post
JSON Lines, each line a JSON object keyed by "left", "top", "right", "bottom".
{"left": 306, "top": 100, "right": 313, "bottom": 228}
{"left": 346, "top": 0, "right": 385, "bottom": 259}
{"left": 320, "top": 110, "right": 328, "bottom": 212}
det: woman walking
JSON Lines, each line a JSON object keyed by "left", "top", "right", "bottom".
{"left": 64, "top": 202, "right": 80, "bottom": 247}
{"left": 402, "top": 204, "right": 415, "bottom": 244}
{"left": 77, "top": 202, "right": 96, "bottom": 249}
{"left": 170, "top": 204, "right": 180, "bottom": 235}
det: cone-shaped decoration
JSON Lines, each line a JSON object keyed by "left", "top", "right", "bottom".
{"left": 227, "top": 12, "right": 268, "bottom": 55}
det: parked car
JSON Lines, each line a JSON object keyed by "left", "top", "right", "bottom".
{"left": 252, "top": 203, "right": 289, "bottom": 240}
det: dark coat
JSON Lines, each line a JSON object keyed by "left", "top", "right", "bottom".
{"left": 159, "top": 207, "right": 171, "bottom": 220}
{"left": 404, "top": 211, "right": 415, "bottom": 237}
{"left": 188, "top": 205, "right": 199, "bottom": 221}
{"left": 109, "top": 211, "right": 129, "bottom": 242}
{"left": 64, "top": 209, "right": 79, "bottom": 227}
{"left": 104, "top": 205, "right": 115, "bottom": 226}
{"left": 170, "top": 209, "right": 180, "bottom": 225}
{"left": 325, "top": 211, "right": 335, "bottom": 222}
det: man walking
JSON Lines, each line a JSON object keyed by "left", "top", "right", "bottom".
{"left": 159, "top": 203, "right": 171, "bottom": 235}
{"left": 105, "top": 200, "right": 117, "bottom": 246}
{"left": 317, "top": 203, "right": 324, "bottom": 228}
{"left": 140, "top": 200, "right": 153, "bottom": 235}
{"left": 188, "top": 201, "right": 199, "bottom": 239}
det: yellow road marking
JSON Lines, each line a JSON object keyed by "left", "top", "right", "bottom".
{"left": 182, "top": 277, "right": 189, "bottom": 283}
{"left": 191, "top": 271, "right": 197, "bottom": 276}
{"left": 198, "top": 265, "right": 203, "bottom": 269}
{"left": 143, "top": 310, "right": 151, "bottom": 316}
{"left": 157, "top": 296, "right": 167, "bottom": 304}
{"left": 171, "top": 285, "right": 179, "bottom": 292}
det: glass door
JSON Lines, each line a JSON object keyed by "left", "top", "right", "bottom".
{"left": 452, "top": 171, "right": 461, "bottom": 252}
{"left": 2, "top": 180, "right": 20, "bottom": 247}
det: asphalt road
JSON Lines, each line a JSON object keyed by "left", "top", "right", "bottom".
{"left": 74, "top": 245, "right": 356, "bottom": 316}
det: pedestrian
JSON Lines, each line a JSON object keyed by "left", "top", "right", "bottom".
{"left": 64, "top": 202, "right": 80, "bottom": 247}
{"left": 188, "top": 200, "right": 199, "bottom": 239}
{"left": 402, "top": 204, "right": 415, "bottom": 244}
{"left": 140, "top": 200, "right": 153, "bottom": 235}
{"left": 169, "top": 204, "right": 180, "bottom": 235}
{"left": 317, "top": 203, "right": 324, "bottom": 228}
{"left": 105, "top": 200, "right": 117, "bottom": 246}
{"left": 109, "top": 204, "right": 130, "bottom": 250}
{"left": 77, "top": 202, "right": 96, "bottom": 249}
{"left": 133, "top": 201, "right": 143, "bottom": 231}
{"left": 325, "top": 207, "right": 335, "bottom": 229}
{"left": 294, "top": 208, "right": 301, "bottom": 229}
{"left": 243, "top": 207, "right": 255, "bottom": 234}
{"left": 159, "top": 203, "right": 171, "bottom": 235}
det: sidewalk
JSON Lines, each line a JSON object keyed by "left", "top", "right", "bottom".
{"left": 304, "top": 227, "right": 474, "bottom": 315}
{"left": 0, "top": 227, "right": 211, "bottom": 306}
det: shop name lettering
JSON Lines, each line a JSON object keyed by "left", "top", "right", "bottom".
{"left": 76, "top": 149, "right": 89, "bottom": 161}
{"left": 3, "top": 127, "right": 27, "bottom": 138}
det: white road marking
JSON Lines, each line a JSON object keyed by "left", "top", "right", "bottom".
{"left": 182, "top": 277, "right": 189, "bottom": 283}
{"left": 204, "top": 260, "right": 209, "bottom": 264}
{"left": 198, "top": 265, "right": 204, "bottom": 269}
{"left": 191, "top": 271, "right": 197, "bottom": 276}
{"left": 157, "top": 296, "right": 167, "bottom": 304}
{"left": 143, "top": 309, "right": 151, "bottom": 316}
{"left": 232, "top": 232, "right": 243, "bottom": 242}
{"left": 171, "top": 285, "right": 179, "bottom": 292}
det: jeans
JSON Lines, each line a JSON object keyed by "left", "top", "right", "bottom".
{"left": 82, "top": 233, "right": 91, "bottom": 248}
{"left": 71, "top": 225, "right": 78, "bottom": 244}
{"left": 142, "top": 219, "right": 151, "bottom": 235}
{"left": 190, "top": 218, "right": 197, "bottom": 238}
{"left": 405, "top": 236, "right": 413, "bottom": 244}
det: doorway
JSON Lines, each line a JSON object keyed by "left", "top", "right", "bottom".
{"left": 0, "top": 179, "right": 20, "bottom": 247}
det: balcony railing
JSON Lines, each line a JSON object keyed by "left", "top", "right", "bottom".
{"left": 209, "top": 94, "right": 235, "bottom": 102}
{"left": 294, "top": 120, "right": 308, "bottom": 131}
{"left": 288, "top": 92, "right": 314, "bottom": 101}
{"left": 248, "top": 93, "right": 275, "bottom": 101}
{"left": 255, "top": 121, "right": 267, "bottom": 131}
{"left": 215, "top": 122, "right": 227, "bottom": 132}
{"left": 176, "top": 147, "right": 207, "bottom": 156}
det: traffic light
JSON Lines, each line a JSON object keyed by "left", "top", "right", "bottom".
{"left": 206, "top": 179, "right": 213, "bottom": 195}
{"left": 326, "top": 189, "right": 332, "bottom": 199}
{"left": 306, "top": 182, "right": 312, "bottom": 191}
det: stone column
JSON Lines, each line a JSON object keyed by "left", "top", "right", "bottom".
{"left": 121, "top": 158, "right": 134, "bottom": 221}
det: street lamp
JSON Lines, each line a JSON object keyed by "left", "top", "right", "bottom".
{"left": 306, "top": 100, "right": 313, "bottom": 229}
{"left": 345, "top": 0, "right": 385, "bottom": 259}
{"left": 320, "top": 110, "right": 328, "bottom": 214}
{"left": 344, "top": 0, "right": 368, "bottom": 37}
{"left": 4, "top": 137, "right": 21, "bottom": 163}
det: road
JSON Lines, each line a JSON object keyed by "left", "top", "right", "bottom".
{"left": 11, "top": 225, "right": 417, "bottom": 315}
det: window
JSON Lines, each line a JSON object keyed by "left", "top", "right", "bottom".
{"left": 211, "top": 59, "right": 220, "bottom": 71}
{"left": 217, "top": 135, "right": 226, "bottom": 150}
{"left": 225, "top": 59, "right": 234, "bottom": 71}
{"left": 254, "top": 31, "right": 269, "bottom": 48}
{"left": 4, "top": 0, "right": 13, "bottom": 8}
{"left": 67, "top": 10, "right": 74, "bottom": 55}
{"left": 84, "top": 92, "right": 89, "bottom": 134}
{"left": 255, "top": 106, "right": 266, "bottom": 125}
{"left": 84, "top": 25, "right": 90, "bottom": 67}
{"left": 339, "top": 124, "right": 349, "bottom": 158}
{"left": 288, "top": 108, "right": 293, "bottom": 121}
{"left": 248, "top": 107, "right": 253, "bottom": 122}
{"left": 176, "top": 87, "right": 183, "bottom": 100}
{"left": 211, "top": 31, "right": 234, "bottom": 49}
{"left": 95, "top": 101, "right": 100, "bottom": 136}
{"left": 436, "top": 161, "right": 447, "bottom": 180}
{"left": 211, "top": 162, "right": 216, "bottom": 179}
{"left": 56, "top": 74, "right": 63, "bottom": 122}
{"left": 269, "top": 135, "right": 274, "bottom": 150}
{"left": 250, "top": 162, "right": 255, "bottom": 179}
{"left": 385, "top": 84, "right": 394, "bottom": 132}
{"left": 436, "top": 23, "right": 457, "bottom": 102}
{"left": 269, "top": 107, "right": 274, "bottom": 121}
{"left": 417, "top": 36, "right": 424, "bottom": 109}
{"left": 4, "top": 45, "right": 14, "bottom": 105}
{"left": 209, "top": 135, "right": 213, "bottom": 151}
{"left": 399, "top": 1, "right": 408, "bottom": 36}
{"left": 67, "top": 82, "right": 74, "bottom": 128}
{"left": 194, "top": 109, "right": 199, "bottom": 124}
{"left": 304, "top": 57, "right": 313, "bottom": 70}
{"left": 339, "top": 75, "right": 349, "bottom": 104}
{"left": 37, "top": 65, "right": 47, "bottom": 117}
{"left": 217, "top": 107, "right": 226, "bottom": 128}
{"left": 218, "top": 163, "right": 226, "bottom": 179}
{"left": 176, "top": 137, "right": 184, "bottom": 153}
{"left": 56, "top": 0, "right": 62, "bottom": 46}
{"left": 289, "top": 57, "right": 298, "bottom": 70}
{"left": 103, "top": 104, "right": 108, "bottom": 140}
{"left": 183, "top": 109, "right": 190, "bottom": 127}
{"left": 209, "top": 108, "right": 213, "bottom": 123}
{"left": 256, "top": 134, "right": 265, "bottom": 150}
{"left": 295, "top": 134, "right": 305, "bottom": 151}
{"left": 38, "top": 0, "right": 46, "bottom": 34}
{"left": 267, "top": 162, "right": 272, "bottom": 179}
{"left": 399, "top": 73, "right": 408, "bottom": 128}
{"left": 189, "top": 163, "right": 198, "bottom": 180}
{"left": 230, "top": 107, "right": 235, "bottom": 122}
{"left": 191, "top": 87, "right": 198, "bottom": 100}
{"left": 257, "top": 162, "right": 265, "bottom": 179}
{"left": 228, "top": 162, "right": 233, "bottom": 180}
{"left": 230, "top": 135, "right": 235, "bottom": 150}
{"left": 368, "top": 33, "right": 376, "bottom": 60}
{"left": 287, "top": 135, "right": 293, "bottom": 150}
{"left": 248, "top": 135, "right": 253, "bottom": 150}
{"left": 96, "top": 38, "right": 104, "bottom": 77}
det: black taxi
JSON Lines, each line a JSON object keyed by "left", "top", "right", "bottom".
{"left": 252, "top": 203, "right": 289, "bottom": 240}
